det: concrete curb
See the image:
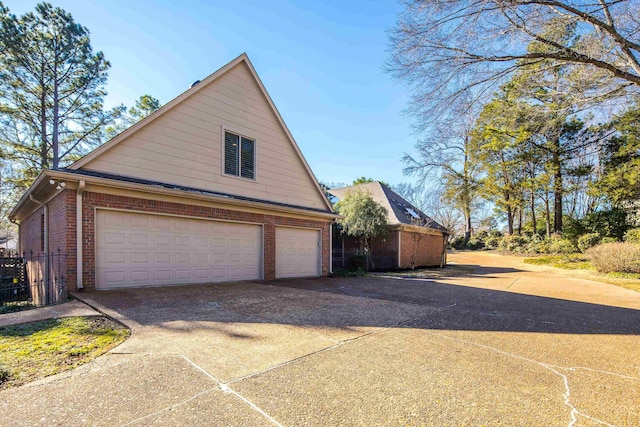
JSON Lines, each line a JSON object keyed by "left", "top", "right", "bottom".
{"left": 0, "top": 299, "right": 101, "bottom": 327}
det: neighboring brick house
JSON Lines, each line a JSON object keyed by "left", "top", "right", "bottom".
{"left": 330, "top": 182, "right": 448, "bottom": 270}
{"left": 10, "top": 54, "right": 338, "bottom": 299}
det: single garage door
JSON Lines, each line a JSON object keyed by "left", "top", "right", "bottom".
{"left": 275, "top": 227, "right": 320, "bottom": 278}
{"left": 96, "top": 210, "right": 261, "bottom": 289}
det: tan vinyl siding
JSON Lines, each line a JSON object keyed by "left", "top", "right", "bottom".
{"left": 81, "top": 62, "right": 326, "bottom": 209}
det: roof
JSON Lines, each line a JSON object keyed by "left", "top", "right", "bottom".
{"left": 9, "top": 167, "right": 339, "bottom": 222}
{"left": 68, "top": 53, "right": 333, "bottom": 212}
{"left": 329, "top": 181, "right": 447, "bottom": 232}
{"left": 59, "top": 168, "right": 334, "bottom": 214}
{"left": 11, "top": 53, "right": 335, "bottom": 218}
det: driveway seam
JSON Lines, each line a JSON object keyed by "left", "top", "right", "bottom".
{"left": 226, "top": 321, "right": 410, "bottom": 386}
{"left": 422, "top": 329, "right": 617, "bottom": 427}
{"left": 118, "top": 386, "right": 219, "bottom": 427}
{"left": 180, "top": 355, "right": 284, "bottom": 427}
{"left": 225, "top": 302, "right": 461, "bottom": 386}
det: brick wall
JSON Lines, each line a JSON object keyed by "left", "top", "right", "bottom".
{"left": 80, "top": 191, "right": 331, "bottom": 289}
{"left": 399, "top": 231, "right": 445, "bottom": 268}
{"left": 19, "top": 206, "right": 44, "bottom": 256}
{"left": 18, "top": 190, "right": 76, "bottom": 299}
{"left": 48, "top": 190, "right": 76, "bottom": 289}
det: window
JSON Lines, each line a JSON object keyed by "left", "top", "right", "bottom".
{"left": 405, "top": 207, "right": 421, "bottom": 219}
{"left": 224, "top": 131, "right": 255, "bottom": 179}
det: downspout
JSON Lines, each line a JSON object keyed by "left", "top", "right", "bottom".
{"left": 329, "top": 220, "right": 333, "bottom": 274}
{"left": 76, "top": 180, "right": 85, "bottom": 289}
{"left": 397, "top": 229, "right": 402, "bottom": 269}
{"left": 29, "top": 195, "right": 48, "bottom": 254}
{"left": 29, "top": 195, "right": 49, "bottom": 287}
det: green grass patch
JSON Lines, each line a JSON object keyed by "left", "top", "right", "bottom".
{"left": 606, "top": 271, "right": 640, "bottom": 280}
{"left": 523, "top": 254, "right": 640, "bottom": 293}
{"left": 0, "top": 302, "right": 36, "bottom": 315}
{"left": 523, "top": 254, "right": 594, "bottom": 270}
{"left": 600, "top": 272, "right": 640, "bottom": 293}
{"left": 0, "top": 316, "right": 129, "bottom": 389}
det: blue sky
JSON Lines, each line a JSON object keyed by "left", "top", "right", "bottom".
{"left": 11, "top": 0, "right": 419, "bottom": 188}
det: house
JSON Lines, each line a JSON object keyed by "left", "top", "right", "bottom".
{"left": 9, "top": 53, "right": 339, "bottom": 298}
{"left": 330, "top": 182, "right": 448, "bottom": 270}
{"left": 0, "top": 235, "right": 17, "bottom": 251}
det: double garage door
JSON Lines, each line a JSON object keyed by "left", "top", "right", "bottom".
{"left": 96, "top": 210, "right": 320, "bottom": 290}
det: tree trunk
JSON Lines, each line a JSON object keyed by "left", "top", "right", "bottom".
{"left": 544, "top": 197, "right": 551, "bottom": 237}
{"left": 517, "top": 207, "right": 522, "bottom": 235}
{"left": 52, "top": 54, "right": 60, "bottom": 170}
{"left": 505, "top": 192, "right": 514, "bottom": 235}
{"left": 464, "top": 209, "right": 472, "bottom": 243}
{"left": 507, "top": 206, "right": 514, "bottom": 235}
{"left": 530, "top": 191, "right": 537, "bottom": 235}
{"left": 552, "top": 147, "right": 563, "bottom": 233}
{"left": 39, "top": 66, "right": 48, "bottom": 170}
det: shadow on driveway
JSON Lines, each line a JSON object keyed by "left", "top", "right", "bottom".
{"left": 78, "top": 275, "right": 640, "bottom": 336}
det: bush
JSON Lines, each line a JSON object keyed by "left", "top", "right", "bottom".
{"left": 580, "top": 208, "right": 630, "bottom": 241}
{"left": 0, "top": 366, "right": 9, "bottom": 385}
{"left": 549, "top": 237, "right": 578, "bottom": 255}
{"left": 624, "top": 228, "right": 640, "bottom": 243}
{"left": 484, "top": 236, "right": 501, "bottom": 249}
{"left": 498, "top": 235, "right": 528, "bottom": 253}
{"left": 577, "top": 233, "right": 601, "bottom": 253}
{"left": 586, "top": 242, "right": 640, "bottom": 273}
{"left": 450, "top": 236, "right": 466, "bottom": 249}
{"left": 466, "top": 238, "right": 484, "bottom": 250}
{"left": 476, "top": 230, "right": 489, "bottom": 240}
{"left": 600, "top": 237, "right": 618, "bottom": 244}
{"left": 349, "top": 254, "right": 368, "bottom": 271}
{"left": 522, "top": 235, "right": 548, "bottom": 254}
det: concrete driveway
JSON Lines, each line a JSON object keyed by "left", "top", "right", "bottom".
{"left": 1, "top": 252, "right": 639, "bottom": 426}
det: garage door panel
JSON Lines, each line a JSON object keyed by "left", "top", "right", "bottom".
{"left": 131, "top": 271, "right": 150, "bottom": 282}
{"left": 276, "top": 227, "right": 320, "bottom": 278}
{"left": 175, "top": 270, "right": 191, "bottom": 280}
{"left": 96, "top": 210, "right": 262, "bottom": 289}
{"left": 175, "top": 253, "right": 190, "bottom": 264}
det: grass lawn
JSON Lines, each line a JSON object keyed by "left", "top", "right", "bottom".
{"left": 523, "top": 254, "right": 640, "bottom": 293}
{"left": 523, "top": 254, "right": 594, "bottom": 270}
{"left": 0, "top": 316, "right": 129, "bottom": 389}
{"left": 0, "top": 302, "right": 36, "bottom": 315}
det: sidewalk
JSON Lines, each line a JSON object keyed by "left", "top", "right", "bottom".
{"left": 0, "top": 299, "right": 101, "bottom": 327}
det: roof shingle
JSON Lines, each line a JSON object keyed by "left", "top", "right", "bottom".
{"left": 329, "top": 182, "right": 446, "bottom": 232}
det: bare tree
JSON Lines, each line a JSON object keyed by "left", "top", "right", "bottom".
{"left": 387, "top": 0, "right": 640, "bottom": 116}
{"left": 402, "top": 103, "right": 481, "bottom": 242}
{"left": 395, "top": 182, "right": 465, "bottom": 239}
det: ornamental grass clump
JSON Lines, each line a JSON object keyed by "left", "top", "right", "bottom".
{"left": 585, "top": 242, "right": 640, "bottom": 274}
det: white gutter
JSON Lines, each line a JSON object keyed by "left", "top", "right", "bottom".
{"left": 76, "top": 180, "right": 85, "bottom": 289}
{"left": 11, "top": 170, "right": 339, "bottom": 223}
